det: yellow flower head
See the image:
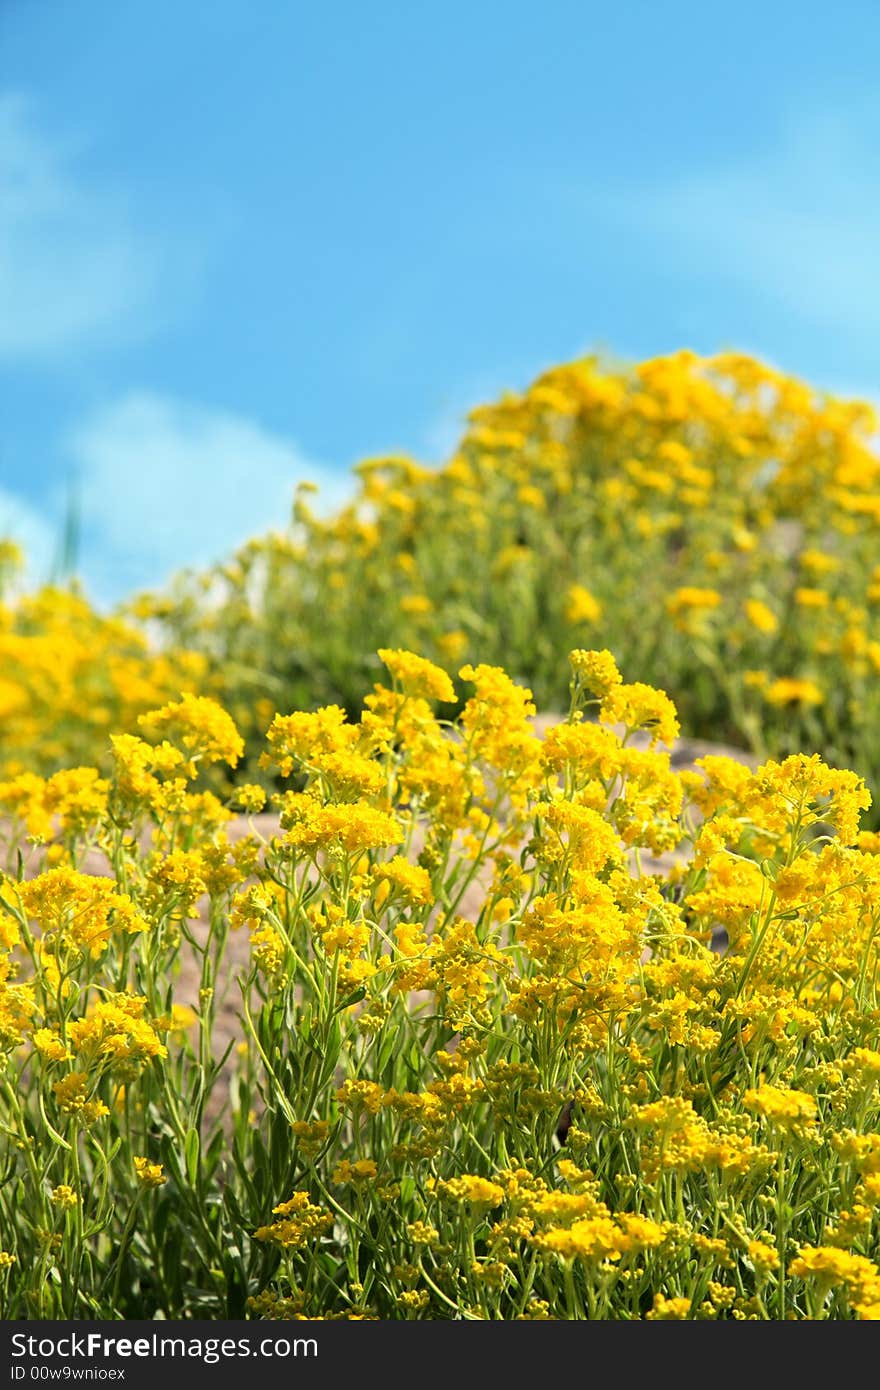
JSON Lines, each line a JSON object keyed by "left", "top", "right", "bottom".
{"left": 133, "top": 1156, "right": 166, "bottom": 1188}
{"left": 379, "top": 649, "right": 456, "bottom": 704}
{"left": 745, "top": 598, "right": 779, "bottom": 635}
{"left": 139, "top": 693, "right": 243, "bottom": 770}
{"left": 565, "top": 585, "right": 603, "bottom": 626}
{"left": 743, "top": 1084, "right": 818, "bottom": 1132}
{"left": 764, "top": 677, "right": 823, "bottom": 708}
{"left": 568, "top": 649, "right": 622, "bottom": 698}
{"left": 50, "top": 1185, "right": 79, "bottom": 1209}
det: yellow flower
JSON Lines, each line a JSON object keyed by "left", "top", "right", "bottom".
{"left": 600, "top": 681, "right": 680, "bottom": 746}
{"left": 289, "top": 1120, "right": 331, "bottom": 1158}
{"left": 436, "top": 630, "right": 468, "bottom": 663}
{"left": 568, "top": 648, "right": 622, "bottom": 697}
{"left": 18, "top": 867, "right": 148, "bottom": 959}
{"left": 138, "top": 692, "right": 243, "bottom": 769}
{"left": 236, "top": 783, "right": 267, "bottom": 813}
{"left": 168, "top": 1003, "right": 197, "bottom": 1034}
{"left": 335, "top": 1079, "right": 387, "bottom": 1115}
{"left": 378, "top": 649, "right": 455, "bottom": 704}
{"left": 133, "top": 1156, "right": 166, "bottom": 1188}
{"left": 433, "top": 1175, "right": 505, "bottom": 1208}
{"left": 667, "top": 586, "right": 722, "bottom": 613}
{"left": 50, "top": 1185, "right": 79, "bottom": 1209}
{"left": 744, "top": 599, "right": 778, "bottom": 634}
{"left": 535, "top": 1216, "right": 626, "bottom": 1263}
{"left": 794, "top": 587, "right": 830, "bottom": 608}
{"left": 332, "top": 1159, "right": 378, "bottom": 1184}
{"left": 743, "top": 1084, "right": 817, "bottom": 1132}
{"left": 43, "top": 767, "right": 109, "bottom": 834}
{"left": 764, "top": 677, "right": 823, "bottom": 707}
{"left": 844, "top": 1048, "right": 880, "bottom": 1084}
{"left": 263, "top": 705, "right": 354, "bottom": 777}
{"left": 372, "top": 856, "right": 434, "bottom": 908}
{"left": 254, "top": 1192, "right": 333, "bottom": 1249}
{"left": 800, "top": 548, "right": 839, "bottom": 575}
{"left": 748, "top": 1240, "right": 780, "bottom": 1275}
{"left": 565, "top": 585, "right": 602, "bottom": 626}
{"left": 32, "top": 1028, "right": 72, "bottom": 1062}
{"left": 647, "top": 1295, "right": 692, "bottom": 1320}
{"left": 399, "top": 594, "right": 434, "bottom": 617}
{"left": 407, "top": 1222, "right": 440, "bottom": 1246}
{"left": 789, "top": 1245, "right": 879, "bottom": 1295}
{"left": 67, "top": 995, "right": 167, "bottom": 1075}
{"left": 51, "top": 1073, "right": 109, "bottom": 1126}
{"left": 280, "top": 796, "right": 402, "bottom": 855}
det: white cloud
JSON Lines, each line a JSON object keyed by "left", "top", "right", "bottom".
{"left": 68, "top": 392, "right": 348, "bottom": 598}
{"left": 0, "top": 93, "right": 157, "bottom": 360}
{"left": 598, "top": 110, "right": 880, "bottom": 337}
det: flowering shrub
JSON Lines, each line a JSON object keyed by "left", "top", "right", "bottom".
{"left": 0, "top": 544, "right": 205, "bottom": 780}
{"left": 140, "top": 351, "right": 880, "bottom": 810}
{"left": 3, "top": 649, "right": 880, "bottom": 1319}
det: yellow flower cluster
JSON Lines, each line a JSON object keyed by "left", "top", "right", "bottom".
{"left": 0, "top": 580, "right": 204, "bottom": 780}
{"left": 0, "top": 647, "right": 879, "bottom": 1320}
{"left": 88, "top": 348, "right": 880, "bottom": 831}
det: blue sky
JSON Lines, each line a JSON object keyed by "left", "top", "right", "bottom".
{"left": 2, "top": 0, "right": 880, "bottom": 600}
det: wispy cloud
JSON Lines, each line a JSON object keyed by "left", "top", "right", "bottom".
{"left": 0, "top": 93, "right": 157, "bottom": 361}
{"left": 68, "top": 392, "right": 348, "bottom": 599}
{"left": 596, "top": 110, "right": 880, "bottom": 340}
